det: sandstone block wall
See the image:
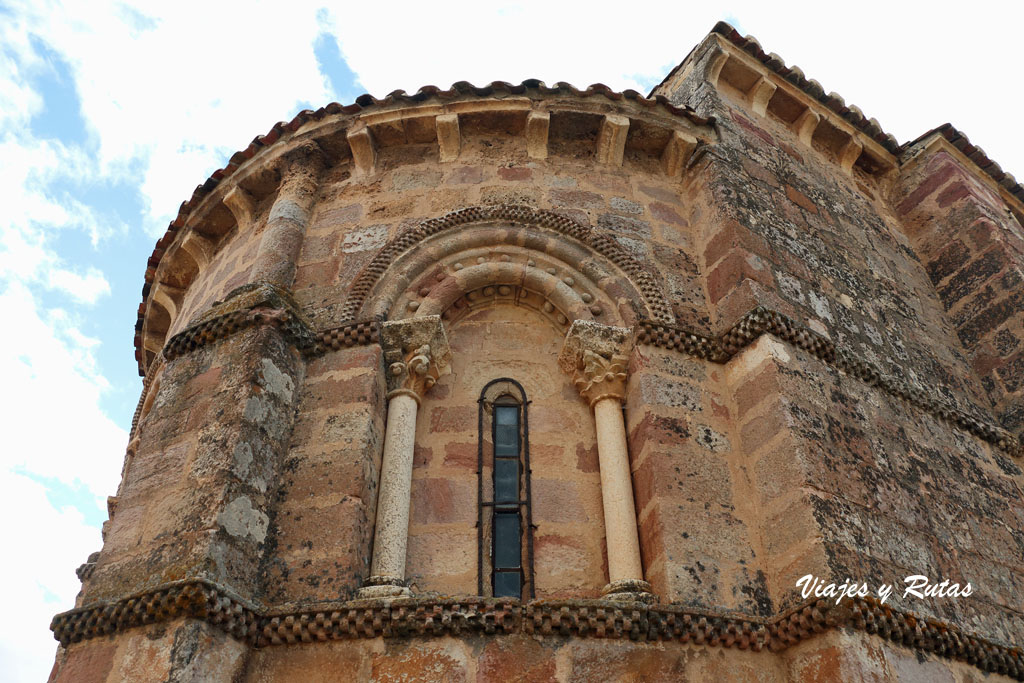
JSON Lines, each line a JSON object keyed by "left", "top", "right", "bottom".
{"left": 51, "top": 23, "right": 1024, "bottom": 683}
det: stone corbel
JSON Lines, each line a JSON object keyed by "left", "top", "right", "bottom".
{"left": 794, "top": 109, "right": 820, "bottom": 146}
{"left": 596, "top": 114, "right": 630, "bottom": 167}
{"left": 436, "top": 113, "right": 461, "bottom": 163}
{"left": 838, "top": 136, "right": 863, "bottom": 174}
{"left": 748, "top": 76, "right": 777, "bottom": 117}
{"left": 526, "top": 111, "right": 550, "bottom": 159}
{"left": 223, "top": 186, "right": 257, "bottom": 234}
{"left": 704, "top": 43, "right": 729, "bottom": 87}
{"left": 347, "top": 123, "right": 377, "bottom": 175}
{"left": 661, "top": 130, "right": 699, "bottom": 177}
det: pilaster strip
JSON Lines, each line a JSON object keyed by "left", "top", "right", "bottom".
{"left": 50, "top": 582, "right": 1024, "bottom": 679}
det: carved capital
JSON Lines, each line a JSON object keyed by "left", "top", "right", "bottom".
{"left": 559, "top": 320, "right": 633, "bottom": 406}
{"left": 381, "top": 315, "right": 452, "bottom": 402}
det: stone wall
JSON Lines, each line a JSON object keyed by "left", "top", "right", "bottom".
{"left": 51, "top": 26, "right": 1024, "bottom": 683}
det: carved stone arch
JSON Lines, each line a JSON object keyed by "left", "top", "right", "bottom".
{"left": 343, "top": 205, "right": 675, "bottom": 327}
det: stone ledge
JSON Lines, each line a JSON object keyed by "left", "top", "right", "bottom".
{"left": 638, "top": 306, "right": 1023, "bottom": 460}
{"left": 162, "top": 282, "right": 318, "bottom": 363}
{"left": 50, "top": 580, "right": 1024, "bottom": 680}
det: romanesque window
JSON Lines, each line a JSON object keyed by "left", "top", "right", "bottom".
{"left": 477, "top": 379, "right": 535, "bottom": 599}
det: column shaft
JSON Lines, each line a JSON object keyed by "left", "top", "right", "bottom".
{"left": 593, "top": 396, "right": 644, "bottom": 583}
{"left": 370, "top": 393, "right": 419, "bottom": 582}
{"left": 251, "top": 148, "right": 325, "bottom": 288}
{"left": 360, "top": 315, "right": 451, "bottom": 599}
{"left": 559, "top": 319, "right": 654, "bottom": 602}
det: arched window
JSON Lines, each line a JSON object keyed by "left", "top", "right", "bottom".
{"left": 477, "top": 379, "right": 534, "bottom": 599}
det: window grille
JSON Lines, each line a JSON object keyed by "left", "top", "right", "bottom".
{"left": 477, "top": 378, "right": 534, "bottom": 599}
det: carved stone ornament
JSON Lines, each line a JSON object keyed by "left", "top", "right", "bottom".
{"left": 559, "top": 319, "right": 634, "bottom": 407}
{"left": 380, "top": 315, "right": 452, "bottom": 402}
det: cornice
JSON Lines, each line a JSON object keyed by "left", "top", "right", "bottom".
{"left": 50, "top": 579, "right": 1024, "bottom": 680}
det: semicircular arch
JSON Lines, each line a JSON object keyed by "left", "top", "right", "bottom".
{"left": 342, "top": 205, "right": 674, "bottom": 327}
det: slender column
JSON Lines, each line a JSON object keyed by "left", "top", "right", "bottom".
{"left": 560, "top": 320, "right": 655, "bottom": 603}
{"left": 360, "top": 316, "right": 451, "bottom": 598}
{"left": 250, "top": 143, "right": 327, "bottom": 289}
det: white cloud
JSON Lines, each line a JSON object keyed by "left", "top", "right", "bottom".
{"left": 48, "top": 267, "right": 112, "bottom": 304}
{"left": 9, "top": 0, "right": 334, "bottom": 235}
{"left": 0, "top": 470, "right": 101, "bottom": 682}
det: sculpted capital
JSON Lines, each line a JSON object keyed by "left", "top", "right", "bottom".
{"left": 559, "top": 320, "right": 634, "bottom": 407}
{"left": 380, "top": 315, "right": 451, "bottom": 402}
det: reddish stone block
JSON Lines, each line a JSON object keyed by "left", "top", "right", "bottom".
{"left": 735, "top": 362, "right": 782, "bottom": 418}
{"left": 410, "top": 478, "right": 475, "bottom": 525}
{"left": 428, "top": 405, "right": 476, "bottom": 433}
{"left": 896, "top": 163, "right": 957, "bottom": 215}
{"left": 549, "top": 188, "right": 605, "bottom": 209}
{"left": 478, "top": 635, "right": 556, "bottom": 682}
{"left": 741, "top": 156, "right": 781, "bottom": 188}
{"left": 649, "top": 201, "right": 688, "bottom": 226}
{"left": 936, "top": 181, "right": 971, "bottom": 208}
{"left": 184, "top": 365, "right": 222, "bottom": 398}
{"left": 785, "top": 184, "right": 819, "bottom": 214}
{"left": 638, "top": 504, "right": 666, "bottom": 567}
{"left": 413, "top": 443, "right": 432, "bottom": 468}
{"left": 306, "top": 374, "right": 380, "bottom": 406}
{"left": 314, "top": 202, "right": 363, "bottom": 228}
{"left": 532, "top": 479, "right": 589, "bottom": 523}
{"left": 294, "top": 258, "right": 340, "bottom": 288}
{"left": 51, "top": 636, "right": 116, "bottom": 683}
{"left": 446, "top": 166, "right": 484, "bottom": 185}
{"left": 497, "top": 166, "right": 532, "bottom": 180}
{"left": 638, "top": 182, "right": 683, "bottom": 204}
{"left": 730, "top": 110, "right": 774, "bottom": 146}
{"left": 575, "top": 442, "right": 599, "bottom": 473}
{"left": 740, "top": 402, "right": 790, "bottom": 451}
{"left": 443, "top": 442, "right": 476, "bottom": 470}
{"left": 628, "top": 411, "right": 691, "bottom": 452}
{"left": 707, "top": 248, "right": 775, "bottom": 305}
{"left": 372, "top": 642, "right": 467, "bottom": 682}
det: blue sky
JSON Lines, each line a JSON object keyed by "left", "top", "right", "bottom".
{"left": 2, "top": 1, "right": 1022, "bottom": 680}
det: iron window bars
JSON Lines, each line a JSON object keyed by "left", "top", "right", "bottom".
{"left": 476, "top": 378, "right": 535, "bottom": 599}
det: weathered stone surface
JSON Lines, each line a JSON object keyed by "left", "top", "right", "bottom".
{"left": 54, "top": 24, "right": 1024, "bottom": 683}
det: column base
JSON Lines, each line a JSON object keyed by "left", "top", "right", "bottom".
{"left": 357, "top": 575, "right": 412, "bottom": 599}
{"left": 601, "top": 579, "right": 658, "bottom": 604}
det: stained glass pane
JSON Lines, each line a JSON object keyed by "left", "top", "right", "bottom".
{"left": 495, "top": 405, "right": 518, "bottom": 425}
{"left": 494, "top": 458, "right": 519, "bottom": 503}
{"left": 494, "top": 571, "right": 521, "bottom": 598}
{"left": 494, "top": 512, "right": 521, "bottom": 568}
{"left": 494, "top": 405, "right": 519, "bottom": 456}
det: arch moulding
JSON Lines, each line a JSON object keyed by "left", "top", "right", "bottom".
{"left": 341, "top": 205, "right": 676, "bottom": 329}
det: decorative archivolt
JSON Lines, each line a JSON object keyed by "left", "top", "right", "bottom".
{"left": 344, "top": 205, "right": 675, "bottom": 329}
